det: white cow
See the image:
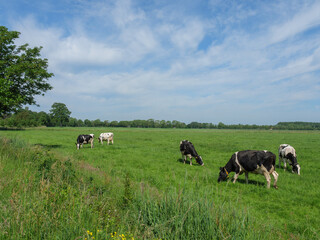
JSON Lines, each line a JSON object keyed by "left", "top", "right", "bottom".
{"left": 98, "top": 132, "right": 114, "bottom": 145}
{"left": 278, "top": 144, "right": 300, "bottom": 175}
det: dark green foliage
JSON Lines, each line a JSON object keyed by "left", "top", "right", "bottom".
{"left": 274, "top": 121, "right": 320, "bottom": 130}
{"left": 0, "top": 26, "right": 53, "bottom": 117}
{"left": 49, "top": 102, "right": 71, "bottom": 127}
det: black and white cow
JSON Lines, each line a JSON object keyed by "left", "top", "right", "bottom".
{"left": 76, "top": 134, "right": 94, "bottom": 149}
{"left": 98, "top": 132, "right": 114, "bottom": 145}
{"left": 180, "top": 140, "right": 204, "bottom": 166}
{"left": 218, "top": 150, "right": 279, "bottom": 189}
{"left": 278, "top": 144, "right": 300, "bottom": 175}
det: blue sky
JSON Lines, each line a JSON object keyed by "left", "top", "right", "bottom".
{"left": 1, "top": 0, "right": 320, "bottom": 124}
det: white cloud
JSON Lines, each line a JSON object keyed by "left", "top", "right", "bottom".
{"left": 111, "top": 0, "right": 146, "bottom": 28}
{"left": 170, "top": 19, "right": 205, "bottom": 51}
{"left": 269, "top": 1, "right": 320, "bottom": 44}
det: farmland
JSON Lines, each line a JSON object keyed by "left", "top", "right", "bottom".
{"left": 0, "top": 127, "right": 319, "bottom": 239}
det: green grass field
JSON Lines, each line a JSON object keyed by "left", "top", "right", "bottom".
{"left": 0, "top": 127, "right": 319, "bottom": 239}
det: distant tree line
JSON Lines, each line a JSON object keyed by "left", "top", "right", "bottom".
{"left": 1, "top": 106, "right": 320, "bottom": 130}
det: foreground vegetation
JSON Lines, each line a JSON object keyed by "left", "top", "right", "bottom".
{"left": 0, "top": 128, "right": 319, "bottom": 239}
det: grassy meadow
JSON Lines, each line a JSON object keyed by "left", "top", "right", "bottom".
{"left": 0, "top": 127, "right": 319, "bottom": 239}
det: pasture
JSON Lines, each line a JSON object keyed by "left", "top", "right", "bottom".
{"left": 0, "top": 127, "right": 319, "bottom": 239}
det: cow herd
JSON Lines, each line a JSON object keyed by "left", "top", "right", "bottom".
{"left": 76, "top": 133, "right": 300, "bottom": 189}
{"left": 76, "top": 132, "right": 114, "bottom": 149}
{"left": 181, "top": 140, "right": 300, "bottom": 189}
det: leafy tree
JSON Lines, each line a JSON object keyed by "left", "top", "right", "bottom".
{"left": 92, "top": 119, "right": 104, "bottom": 127}
{"left": 84, "top": 119, "right": 92, "bottom": 127}
{"left": 77, "top": 119, "right": 84, "bottom": 127}
{"left": 49, "top": 103, "right": 71, "bottom": 127}
{"left": 68, "top": 117, "right": 78, "bottom": 127}
{"left": 0, "top": 26, "right": 53, "bottom": 117}
{"left": 109, "top": 121, "right": 119, "bottom": 127}
{"left": 37, "top": 111, "right": 51, "bottom": 126}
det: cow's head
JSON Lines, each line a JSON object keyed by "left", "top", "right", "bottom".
{"left": 289, "top": 154, "right": 300, "bottom": 175}
{"left": 292, "top": 162, "right": 301, "bottom": 175}
{"left": 195, "top": 156, "right": 204, "bottom": 166}
{"left": 218, "top": 167, "right": 229, "bottom": 182}
{"left": 98, "top": 136, "right": 101, "bottom": 143}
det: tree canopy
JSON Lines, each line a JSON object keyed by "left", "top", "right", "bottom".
{"left": 50, "top": 103, "right": 71, "bottom": 127}
{"left": 0, "top": 26, "right": 53, "bottom": 117}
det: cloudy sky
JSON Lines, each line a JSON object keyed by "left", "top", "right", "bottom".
{"left": 1, "top": 0, "right": 320, "bottom": 124}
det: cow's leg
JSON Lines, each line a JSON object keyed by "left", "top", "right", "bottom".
{"left": 107, "top": 139, "right": 110, "bottom": 145}
{"left": 245, "top": 172, "right": 249, "bottom": 184}
{"left": 287, "top": 159, "right": 294, "bottom": 173}
{"left": 182, "top": 154, "right": 186, "bottom": 164}
{"left": 262, "top": 171, "right": 271, "bottom": 188}
{"left": 189, "top": 156, "right": 192, "bottom": 165}
{"left": 90, "top": 140, "right": 94, "bottom": 149}
{"left": 271, "top": 170, "right": 279, "bottom": 189}
{"left": 283, "top": 159, "right": 287, "bottom": 171}
{"left": 233, "top": 173, "right": 240, "bottom": 184}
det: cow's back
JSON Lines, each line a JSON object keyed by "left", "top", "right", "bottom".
{"left": 237, "top": 150, "right": 276, "bottom": 172}
{"left": 180, "top": 140, "right": 188, "bottom": 152}
{"left": 279, "top": 144, "right": 295, "bottom": 157}
{"left": 237, "top": 150, "right": 260, "bottom": 171}
{"left": 180, "top": 140, "right": 196, "bottom": 155}
{"left": 100, "top": 132, "right": 113, "bottom": 139}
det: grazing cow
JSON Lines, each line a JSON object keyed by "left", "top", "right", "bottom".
{"left": 76, "top": 134, "right": 94, "bottom": 149}
{"left": 98, "top": 132, "right": 114, "bottom": 145}
{"left": 278, "top": 144, "right": 300, "bottom": 175}
{"left": 180, "top": 140, "right": 204, "bottom": 166}
{"left": 218, "top": 150, "right": 279, "bottom": 189}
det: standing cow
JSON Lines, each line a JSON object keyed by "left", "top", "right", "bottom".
{"left": 278, "top": 144, "right": 300, "bottom": 175}
{"left": 218, "top": 150, "right": 279, "bottom": 189}
{"left": 180, "top": 140, "right": 204, "bottom": 166}
{"left": 76, "top": 134, "right": 94, "bottom": 149}
{"left": 98, "top": 132, "right": 114, "bottom": 145}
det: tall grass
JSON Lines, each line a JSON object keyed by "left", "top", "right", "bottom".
{"left": 0, "top": 137, "right": 122, "bottom": 239}
{"left": 127, "top": 190, "right": 264, "bottom": 239}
